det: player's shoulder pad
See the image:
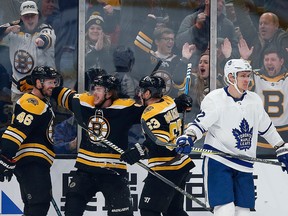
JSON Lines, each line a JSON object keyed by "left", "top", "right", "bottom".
{"left": 78, "top": 92, "right": 95, "bottom": 107}
{"left": 18, "top": 94, "right": 47, "bottom": 115}
{"left": 110, "top": 98, "right": 137, "bottom": 108}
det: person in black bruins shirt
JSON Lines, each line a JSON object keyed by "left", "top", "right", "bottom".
{"left": 52, "top": 75, "right": 145, "bottom": 216}
{"left": 121, "top": 75, "right": 195, "bottom": 216}
{"left": 0, "top": 66, "right": 61, "bottom": 216}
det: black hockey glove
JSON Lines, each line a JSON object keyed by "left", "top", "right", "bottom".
{"left": 174, "top": 93, "right": 193, "bottom": 113}
{"left": 120, "top": 143, "right": 147, "bottom": 165}
{"left": 0, "top": 154, "right": 16, "bottom": 182}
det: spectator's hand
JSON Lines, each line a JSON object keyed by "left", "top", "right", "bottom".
{"left": 147, "top": 14, "right": 156, "bottom": 19}
{"left": 6, "top": 25, "right": 20, "bottom": 34}
{"left": 238, "top": 38, "right": 254, "bottom": 60}
{"left": 195, "top": 12, "right": 207, "bottom": 29}
{"left": 182, "top": 43, "right": 196, "bottom": 60}
{"left": 0, "top": 154, "right": 16, "bottom": 182}
{"left": 69, "top": 138, "right": 77, "bottom": 151}
{"left": 103, "top": 4, "right": 113, "bottom": 15}
{"left": 35, "top": 38, "right": 45, "bottom": 47}
{"left": 276, "top": 143, "right": 288, "bottom": 173}
{"left": 95, "top": 32, "right": 104, "bottom": 50}
{"left": 221, "top": 38, "right": 232, "bottom": 59}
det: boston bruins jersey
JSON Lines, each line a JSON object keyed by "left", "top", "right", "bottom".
{"left": 52, "top": 87, "right": 145, "bottom": 175}
{"left": 1, "top": 93, "right": 55, "bottom": 167}
{"left": 141, "top": 95, "right": 194, "bottom": 172}
{"left": 252, "top": 71, "right": 288, "bottom": 147}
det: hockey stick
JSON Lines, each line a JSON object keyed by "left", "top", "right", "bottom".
{"left": 182, "top": 63, "right": 192, "bottom": 133}
{"left": 141, "top": 119, "right": 284, "bottom": 167}
{"left": 51, "top": 196, "right": 62, "bottom": 216}
{"left": 77, "top": 122, "right": 212, "bottom": 212}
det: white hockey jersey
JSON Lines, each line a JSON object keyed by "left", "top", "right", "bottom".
{"left": 187, "top": 87, "right": 283, "bottom": 172}
{"left": 5, "top": 23, "right": 56, "bottom": 94}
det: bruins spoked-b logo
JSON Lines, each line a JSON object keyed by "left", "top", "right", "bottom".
{"left": 14, "top": 49, "right": 34, "bottom": 74}
{"left": 87, "top": 115, "right": 110, "bottom": 143}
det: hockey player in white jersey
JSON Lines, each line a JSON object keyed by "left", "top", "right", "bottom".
{"left": 0, "top": 1, "right": 56, "bottom": 104}
{"left": 175, "top": 59, "right": 288, "bottom": 216}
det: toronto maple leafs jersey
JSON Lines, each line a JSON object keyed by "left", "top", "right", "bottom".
{"left": 1, "top": 93, "right": 55, "bottom": 167}
{"left": 187, "top": 87, "right": 283, "bottom": 172}
{"left": 0, "top": 22, "right": 56, "bottom": 94}
{"left": 52, "top": 87, "right": 145, "bottom": 175}
{"left": 142, "top": 95, "right": 195, "bottom": 172}
{"left": 252, "top": 71, "right": 288, "bottom": 145}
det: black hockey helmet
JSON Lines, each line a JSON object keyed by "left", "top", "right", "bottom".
{"left": 92, "top": 75, "right": 120, "bottom": 91}
{"left": 139, "top": 75, "right": 166, "bottom": 97}
{"left": 31, "top": 66, "right": 61, "bottom": 86}
{"left": 113, "top": 45, "right": 135, "bottom": 72}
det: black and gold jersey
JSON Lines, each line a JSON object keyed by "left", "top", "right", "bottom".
{"left": 1, "top": 93, "right": 55, "bottom": 167}
{"left": 52, "top": 87, "right": 145, "bottom": 175}
{"left": 141, "top": 95, "right": 194, "bottom": 172}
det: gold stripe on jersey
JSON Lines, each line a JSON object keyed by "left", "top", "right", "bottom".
{"left": 153, "top": 129, "right": 171, "bottom": 143}
{"left": 79, "top": 93, "right": 95, "bottom": 108}
{"left": 148, "top": 156, "right": 192, "bottom": 171}
{"left": 134, "top": 31, "right": 152, "bottom": 53}
{"left": 77, "top": 148, "right": 127, "bottom": 169}
{"left": 254, "top": 71, "right": 287, "bottom": 82}
{"left": 109, "top": 98, "right": 137, "bottom": 109}
{"left": 57, "top": 87, "right": 75, "bottom": 108}
{"left": 18, "top": 94, "right": 47, "bottom": 115}
{"left": 14, "top": 143, "right": 55, "bottom": 164}
{"left": 2, "top": 126, "right": 27, "bottom": 146}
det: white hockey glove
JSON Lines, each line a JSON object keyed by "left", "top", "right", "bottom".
{"left": 276, "top": 143, "right": 288, "bottom": 173}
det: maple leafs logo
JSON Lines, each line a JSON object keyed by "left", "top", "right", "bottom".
{"left": 232, "top": 118, "right": 253, "bottom": 151}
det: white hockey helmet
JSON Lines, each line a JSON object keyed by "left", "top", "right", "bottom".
{"left": 224, "top": 59, "right": 252, "bottom": 81}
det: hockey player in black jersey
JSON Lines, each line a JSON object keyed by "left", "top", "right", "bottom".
{"left": 120, "top": 75, "right": 195, "bottom": 216}
{"left": 52, "top": 75, "right": 145, "bottom": 216}
{"left": 0, "top": 66, "right": 61, "bottom": 216}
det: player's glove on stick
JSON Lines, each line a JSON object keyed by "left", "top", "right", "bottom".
{"left": 174, "top": 93, "right": 193, "bottom": 113}
{"left": 175, "top": 135, "right": 194, "bottom": 154}
{"left": 120, "top": 143, "right": 147, "bottom": 165}
{"left": 0, "top": 154, "right": 16, "bottom": 182}
{"left": 276, "top": 143, "right": 288, "bottom": 173}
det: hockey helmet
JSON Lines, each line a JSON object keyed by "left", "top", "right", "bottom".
{"left": 224, "top": 59, "right": 252, "bottom": 81}
{"left": 31, "top": 66, "right": 61, "bottom": 86}
{"left": 92, "top": 75, "right": 120, "bottom": 91}
{"left": 139, "top": 75, "right": 166, "bottom": 97}
{"left": 113, "top": 46, "right": 135, "bottom": 71}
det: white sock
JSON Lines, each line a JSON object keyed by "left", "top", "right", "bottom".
{"left": 214, "top": 202, "right": 235, "bottom": 216}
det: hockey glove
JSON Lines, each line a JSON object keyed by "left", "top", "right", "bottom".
{"left": 120, "top": 143, "right": 147, "bottom": 165}
{"left": 17, "top": 76, "right": 33, "bottom": 93}
{"left": 276, "top": 143, "right": 288, "bottom": 173}
{"left": 174, "top": 93, "right": 193, "bottom": 113}
{"left": 175, "top": 135, "right": 194, "bottom": 155}
{"left": 0, "top": 154, "right": 16, "bottom": 182}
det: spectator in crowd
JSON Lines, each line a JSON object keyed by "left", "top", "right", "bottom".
{"left": 85, "top": 12, "right": 113, "bottom": 73}
{"left": 112, "top": 45, "right": 138, "bottom": 98}
{"left": 53, "top": 114, "right": 78, "bottom": 154}
{"left": 233, "top": 2, "right": 288, "bottom": 69}
{"left": 176, "top": 0, "right": 239, "bottom": 70}
{"left": 39, "top": 0, "right": 60, "bottom": 25}
{"left": 239, "top": 40, "right": 288, "bottom": 154}
{"left": 86, "top": 0, "right": 120, "bottom": 46}
{"left": 0, "top": 1, "right": 56, "bottom": 105}
{"left": 263, "top": 0, "right": 288, "bottom": 30}
{"left": 134, "top": 14, "right": 196, "bottom": 98}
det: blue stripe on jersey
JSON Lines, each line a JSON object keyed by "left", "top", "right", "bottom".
{"left": 258, "top": 122, "right": 272, "bottom": 136}
{"left": 203, "top": 144, "right": 254, "bottom": 168}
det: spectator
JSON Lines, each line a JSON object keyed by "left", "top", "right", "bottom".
{"left": 53, "top": 115, "right": 78, "bottom": 154}
{"left": 233, "top": 2, "right": 288, "bottom": 69}
{"left": 112, "top": 45, "right": 138, "bottom": 98}
{"left": 0, "top": 1, "right": 56, "bottom": 105}
{"left": 85, "top": 12, "right": 113, "bottom": 73}
{"left": 39, "top": 0, "right": 60, "bottom": 25}
{"left": 263, "top": 0, "right": 288, "bottom": 30}
{"left": 176, "top": 0, "right": 239, "bottom": 70}
{"left": 134, "top": 14, "right": 196, "bottom": 98}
